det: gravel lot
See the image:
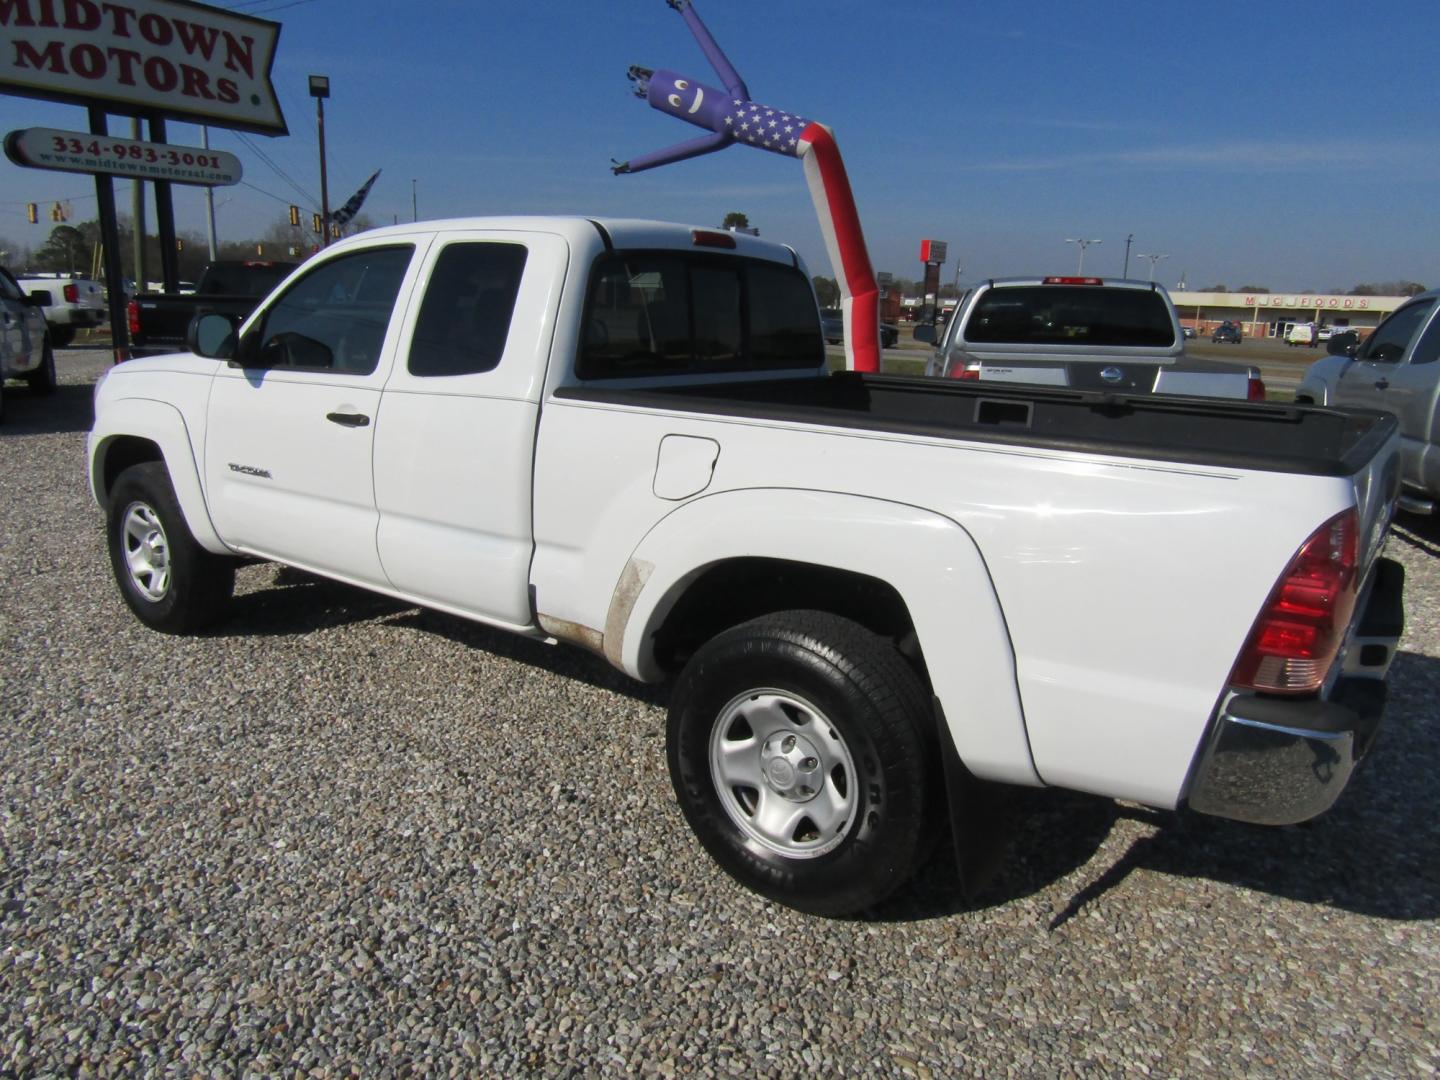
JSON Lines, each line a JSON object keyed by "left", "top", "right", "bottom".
{"left": 3, "top": 350, "right": 1438, "bottom": 1077}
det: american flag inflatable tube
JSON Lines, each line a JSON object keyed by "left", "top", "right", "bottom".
{"left": 614, "top": 0, "right": 881, "bottom": 373}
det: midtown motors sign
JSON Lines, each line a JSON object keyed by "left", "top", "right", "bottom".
{"left": 0, "top": 0, "right": 285, "bottom": 134}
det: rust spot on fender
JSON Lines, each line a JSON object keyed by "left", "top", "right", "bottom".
{"left": 537, "top": 614, "right": 604, "bottom": 656}
{"left": 604, "top": 558, "right": 655, "bottom": 669}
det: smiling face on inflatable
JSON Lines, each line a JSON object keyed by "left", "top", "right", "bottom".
{"left": 647, "top": 69, "right": 728, "bottom": 130}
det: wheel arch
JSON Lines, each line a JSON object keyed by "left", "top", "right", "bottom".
{"left": 89, "top": 399, "right": 227, "bottom": 553}
{"left": 611, "top": 488, "right": 1040, "bottom": 787}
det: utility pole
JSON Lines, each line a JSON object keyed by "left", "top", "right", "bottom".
{"left": 1123, "top": 233, "right": 1133, "bottom": 278}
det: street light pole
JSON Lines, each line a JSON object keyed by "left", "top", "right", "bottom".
{"left": 412, "top": 178, "right": 418, "bottom": 222}
{"left": 1135, "top": 252, "right": 1170, "bottom": 282}
{"left": 1123, "top": 233, "right": 1133, "bottom": 277}
{"left": 309, "top": 74, "right": 331, "bottom": 248}
{"left": 1064, "top": 237, "right": 1101, "bottom": 274}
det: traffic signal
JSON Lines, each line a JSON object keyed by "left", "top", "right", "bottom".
{"left": 330, "top": 224, "right": 340, "bottom": 239}
{"left": 288, "top": 205, "right": 300, "bottom": 227}
{"left": 176, "top": 239, "right": 184, "bottom": 252}
{"left": 50, "top": 202, "right": 63, "bottom": 221}
{"left": 26, "top": 202, "right": 37, "bottom": 223}
{"left": 312, "top": 213, "right": 322, "bottom": 234}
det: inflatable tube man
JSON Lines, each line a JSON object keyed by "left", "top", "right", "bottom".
{"left": 614, "top": 0, "right": 881, "bottom": 373}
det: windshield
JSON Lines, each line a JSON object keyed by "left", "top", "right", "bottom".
{"left": 963, "top": 285, "right": 1175, "bottom": 347}
{"left": 1359, "top": 297, "right": 1436, "bottom": 362}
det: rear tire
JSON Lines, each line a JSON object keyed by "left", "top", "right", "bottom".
{"left": 25, "top": 338, "right": 56, "bottom": 394}
{"left": 667, "top": 611, "right": 936, "bottom": 916}
{"left": 106, "top": 462, "right": 234, "bottom": 634}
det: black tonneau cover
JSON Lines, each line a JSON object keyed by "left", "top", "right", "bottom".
{"left": 554, "top": 371, "right": 1396, "bottom": 478}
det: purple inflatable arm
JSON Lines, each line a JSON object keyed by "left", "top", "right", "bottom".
{"left": 614, "top": 0, "right": 805, "bottom": 175}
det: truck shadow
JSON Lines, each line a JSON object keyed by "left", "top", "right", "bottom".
{"left": 1391, "top": 510, "right": 1440, "bottom": 557}
{"left": 219, "top": 567, "right": 1439, "bottom": 927}
{"left": 0, "top": 383, "right": 95, "bottom": 436}
{"left": 883, "top": 648, "right": 1440, "bottom": 926}
{"left": 219, "top": 567, "right": 665, "bottom": 705}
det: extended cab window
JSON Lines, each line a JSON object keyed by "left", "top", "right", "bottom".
{"left": 1360, "top": 298, "right": 1436, "bottom": 363}
{"left": 408, "top": 243, "right": 528, "bottom": 377}
{"left": 964, "top": 285, "right": 1174, "bottom": 347}
{"left": 577, "top": 253, "right": 822, "bottom": 379}
{"left": 250, "top": 245, "right": 412, "bottom": 374}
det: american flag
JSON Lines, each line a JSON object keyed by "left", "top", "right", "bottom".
{"left": 330, "top": 169, "right": 381, "bottom": 225}
{"left": 722, "top": 100, "right": 809, "bottom": 158}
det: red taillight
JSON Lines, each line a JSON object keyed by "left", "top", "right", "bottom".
{"left": 1230, "top": 510, "right": 1359, "bottom": 694}
{"left": 126, "top": 299, "right": 140, "bottom": 336}
{"left": 946, "top": 364, "right": 980, "bottom": 380}
{"left": 63, "top": 283, "right": 78, "bottom": 303}
{"left": 1042, "top": 276, "right": 1102, "bottom": 286}
{"left": 1247, "top": 377, "right": 1266, "bottom": 401}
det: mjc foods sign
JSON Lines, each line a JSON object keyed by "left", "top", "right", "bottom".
{"left": 0, "top": 0, "right": 285, "bottom": 134}
{"left": 1247, "top": 293, "right": 1372, "bottom": 311}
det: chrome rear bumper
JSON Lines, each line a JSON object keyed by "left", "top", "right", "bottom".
{"left": 1185, "top": 557, "right": 1403, "bottom": 826}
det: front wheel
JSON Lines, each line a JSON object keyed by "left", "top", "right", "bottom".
{"left": 106, "top": 462, "right": 235, "bottom": 633}
{"left": 667, "top": 611, "right": 936, "bottom": 916}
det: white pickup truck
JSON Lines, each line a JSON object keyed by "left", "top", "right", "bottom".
{"left": 919, "top": 276, "right": 1265, "bottom": 399}
{"left": 89, "top": 217, "right": 1405, "bottom": 916}
{"left": 17, "top": 272, "right": 106, "bottom": 347}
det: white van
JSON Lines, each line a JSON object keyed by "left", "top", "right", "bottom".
{"left": 1286, "top": 322, "right": 1319, "bottom": 347}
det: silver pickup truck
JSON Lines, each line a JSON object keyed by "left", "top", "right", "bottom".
{"left": 919, "top": 276, "right": 1264, "bottom": 399}
{"left": 1296, "top": 287, "right": 1440, "bottom": 514}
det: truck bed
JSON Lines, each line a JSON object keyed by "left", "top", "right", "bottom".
{"left": 555, "top": 371, "right": 1397, "bottom": 478}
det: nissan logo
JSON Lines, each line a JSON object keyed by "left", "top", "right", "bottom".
{"left": 1100, "top": 366, "right": 1125, "bottom": 383}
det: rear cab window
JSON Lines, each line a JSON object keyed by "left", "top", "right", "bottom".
{"left": 577, "top": 252, "right": 822, "bottom": 379}
{"left": 962, "top": 285, "right": 1176, "bottom": 348}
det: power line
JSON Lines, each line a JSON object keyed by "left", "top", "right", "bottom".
{"left": 234, "top": 131, "right": 315, "bottom": 207}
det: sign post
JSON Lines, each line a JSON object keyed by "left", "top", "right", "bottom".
{"left": 1, "top": 0, "right": 285, "bottom": 358}
{"left": 920, "top": 239, "right": 947, "bottom": 333}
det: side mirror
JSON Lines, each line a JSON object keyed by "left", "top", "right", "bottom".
{"left": 1326, "top": 331, "right": 1359, "bottom": 357}
{"left": 913, "top": 324, "right": 937, "bottom": 344}
{"left": 187, "top": 311, "right": 239, "bottom": 359}
{"left": 25, "top": 289, "right": 52, "bottom": 307}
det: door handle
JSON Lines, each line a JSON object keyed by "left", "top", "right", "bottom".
{"left": 1374, "top": 378, "right": 1389, "bottom": 390}
{"left": 326, "top": 410, "right": 371, "bottom": 427}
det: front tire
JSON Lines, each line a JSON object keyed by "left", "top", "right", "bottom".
{"left": 106, "top": 462, "right": 235, "bottom": 633}
{"left": 667, "top": 611, "right": 936, "bottom": 916}
{"left": 25, "top": 338, "right": 56, "bottom": 394}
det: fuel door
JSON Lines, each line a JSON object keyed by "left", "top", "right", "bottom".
{"left": 653, "top": 435, "right": 720, "bottom": 501}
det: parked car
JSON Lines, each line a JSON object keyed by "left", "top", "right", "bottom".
{"left": 0, "top": 265, "right": 57, "bottom": 421}
{"left": 17, "top": 272, "right": 106, "bottom": 346}
{"left": 1296, "top": 288, "right": 1440, "bottom": 514}
{"left": 1181, "top": 325, "right": 1197, "bottom": 339}
{"left": 1212, "top": 321, "right": 1242, "bottom": 344}
{"left": 1318, "top": 325, "right": 1337, "bottom": 342}
{"left": 1286, "top": 322, "right": 1319, "bottom": 348}
{"left": 918, "top": 277, "right": 1263, "bottom": 399}
{"left": 820, "top": 308, "right": 899, "bottom": 348}
{"left": 127, "top": 260, "right": 297, "bottom": 356}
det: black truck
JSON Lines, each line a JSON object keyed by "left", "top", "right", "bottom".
{"left": 126, "top": 260, "right": 297, "bottom": 356}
